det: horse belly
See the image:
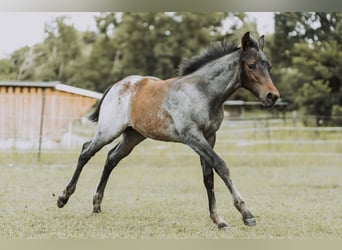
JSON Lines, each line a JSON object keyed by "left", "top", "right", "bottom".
{"left": 132, "top": 108, "right": 177, "bottom": 142}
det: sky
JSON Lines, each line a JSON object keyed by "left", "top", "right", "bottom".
{"left": 0, "top": 12, "right": 274, "bottom": 58}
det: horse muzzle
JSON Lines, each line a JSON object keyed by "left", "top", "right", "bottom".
{"left": 263, "top": 91, "right": 279, "bottom": 107}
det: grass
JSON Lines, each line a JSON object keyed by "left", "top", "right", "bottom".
{"left": 0, "top": 119, "right": 341, "bottom": 239}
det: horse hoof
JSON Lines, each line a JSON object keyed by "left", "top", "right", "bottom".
{"left": 243, "top": 217, "right": 256, "bottom": 227}
{"left": 57, "top": 196, "right": 68, "bottom": 208}
{"left": 218, "top": 222, "right": 229, "bottom": 230}
{"left": 92, "top": 208, "right": 101, "bottom": 213}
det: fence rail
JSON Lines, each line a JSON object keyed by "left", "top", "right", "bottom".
{"left": 1, "top": 116, "right": 341, "bottom": 149}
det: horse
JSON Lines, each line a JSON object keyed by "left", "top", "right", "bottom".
{"left": 57, "top": 32, "right": 279, "bottom": 229}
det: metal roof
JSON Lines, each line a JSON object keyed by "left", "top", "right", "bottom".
{"left": 0, "top": 81, "right": 103, "bottom": 99}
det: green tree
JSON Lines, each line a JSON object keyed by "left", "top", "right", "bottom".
{"left": 3, "top": 46, "right": 32, "bottom": 80}
{"left": 109, "top": 12, "right": 232, "bottom": 81}
{"left": 295, "top": 81, "right": 331, "bottom": 125}
{"left": 293, "top": 39, "right": 342, "bottom": 124}
{"left": 35, "top": 16, "right": 82, "bottom": 81}
{"left": 77, "top": 12, "right": 250, "bottom": 92}
{"left": 0, "top": 12, "right": 262, "bottom": 97}
{"left": 75, "top": 34, "right": 118, "bottom": 91}
{"left": 0, "top": 59, "right": 13, "bottom": 79}
{"left": 270, "top": 12, "right": 342, "bottom": 124}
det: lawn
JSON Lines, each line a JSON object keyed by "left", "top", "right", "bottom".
{"left": 0, "top": 119, "right": 341, "bottom": 239}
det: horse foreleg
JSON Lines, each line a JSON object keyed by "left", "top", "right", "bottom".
{"left": 212, "top": 161, "right": 256, "bottom": 227}
{"left": 92, "top": 128, "right": 145, "bottom": 213}
{"left": 184, "top": 128, "right": 256, "bottom": 227}
{"left": 201, "top": 157, "right": 229, "bottom": 229}
{"left": 200, "top": 134, "right": 229, "bottom": 229}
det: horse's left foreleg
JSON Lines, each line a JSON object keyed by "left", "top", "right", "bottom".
{"left": 183, "top": 128, "right": 256, "bottom": 227}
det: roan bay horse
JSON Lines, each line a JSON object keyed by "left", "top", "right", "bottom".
{"left": 57, "top": 32, "right": 279, "bottom": 229}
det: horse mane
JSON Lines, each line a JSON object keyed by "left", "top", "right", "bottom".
{"left": 178, "top": 40, "right": 240, "bottom": 76}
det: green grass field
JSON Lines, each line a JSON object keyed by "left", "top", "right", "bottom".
{"left": 0, "top": 119, "right": 341, "bottom": 239}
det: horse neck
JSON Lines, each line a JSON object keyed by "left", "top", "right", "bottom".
{"left": 194, "top": 49, "right": 241, "bottom": 107}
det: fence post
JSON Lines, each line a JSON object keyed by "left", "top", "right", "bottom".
{"left": 37, "top": 89, "right": 46, "bottom": 161}
{"left": 265, "top": 119, "right": 270, "bottom": 139}
{"left": 292, "top": 111, "right": 297, "bottom": 127}
{"left": 67, "top": 121, "right": 73, "bottom": 148}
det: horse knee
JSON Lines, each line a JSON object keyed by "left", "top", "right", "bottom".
{"left": 80, "top": 140, "right": 105, "bottom": 163}
{"left": 109, "top": 142, "right": 134, "bottom": 162}
{"left": 213, "top": 159, "right": 230, "bottom": 177}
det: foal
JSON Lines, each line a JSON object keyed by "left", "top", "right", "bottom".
{"left": 57, "top": 32, "right": 279, "bottom": 229}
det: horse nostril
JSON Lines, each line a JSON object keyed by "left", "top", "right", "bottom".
{"left": 266, "top": 92, "right": 278, "bottom": 104}
{"left": 266, "top": 92, "right": 273, "bottom": 101}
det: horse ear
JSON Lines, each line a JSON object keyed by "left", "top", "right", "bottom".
{"left": 241, "top": 32, "right": 251, "bottom": 51}
{"left": 258, "top": 35, "right": 265, "bottom": 51}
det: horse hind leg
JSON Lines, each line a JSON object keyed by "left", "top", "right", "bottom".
{"left": 92, "top": 127, "right": 145, "bottom": 213}
{"left": 57, "top": 124, "right": 126, "bottom": 209}
{"left": 57, "top": 139, "right": 106, "bottom": 208}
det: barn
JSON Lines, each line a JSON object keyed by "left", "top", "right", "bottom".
{"left": 0, "top": 81, "right": 102, "bottom": 149}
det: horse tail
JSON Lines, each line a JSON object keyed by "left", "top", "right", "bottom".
{"left": 89, "top": 85, "right": 113, "bottom": 122}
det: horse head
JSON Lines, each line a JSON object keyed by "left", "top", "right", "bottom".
{"left": 239, "top": 32, "right": 279, "bottom": 107}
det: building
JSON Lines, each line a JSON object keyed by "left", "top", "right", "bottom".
{"left": 0, "top": 81, "right": 102, "bottom": 148}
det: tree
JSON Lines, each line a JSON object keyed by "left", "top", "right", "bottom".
{"left": 79, "top": 12, "right": 255, "bottom": 92}
{"left": 75, "top": 34, "right": 118, "bottom": 91}
{"left": 0, "top": 59, "right": 13, "bottom": 79}
{"left": 3, "top": 46, "right": 32, "bottom": 80}
{"left": 35, "top": 16, "right": 82, "bottom": 82}
{"left": 271, "top": 12, "right": 342, "bottom": 124}
{"left": 0, "top": 12, "right": 262, "bottom": 97}
{"left": 293, "top": 39, "right": 342, "bottom": 125}
{"left": 109, "top": 12, "right": 231, "bottom": 82}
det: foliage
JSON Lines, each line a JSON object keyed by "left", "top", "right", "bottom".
{"left": 0, "top": 59, "right": 12, "bottom": 79}
{"left": 295, "top": 81, "right": 331, "bottom": 125}
{"left": 0, "top": 12, "right": 251, "bottom": 92}
{"left": 271, "top": 12, "right": 342, "bottom": 124}
{"left": 110, "top": 12, "right": 230, "bottom": 84}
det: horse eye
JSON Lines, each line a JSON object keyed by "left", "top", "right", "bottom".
{"left": 247, "top": 63, "right": 256, "bottom": 70}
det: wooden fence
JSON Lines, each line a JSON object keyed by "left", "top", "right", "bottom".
{"left": 0, "top": 85, "right": 98, "bottom": 148}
